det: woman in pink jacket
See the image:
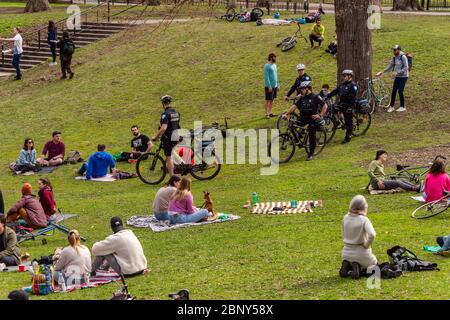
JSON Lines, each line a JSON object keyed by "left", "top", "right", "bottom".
{"left": 424, "top": 159, "right": 450, "bottom": 203}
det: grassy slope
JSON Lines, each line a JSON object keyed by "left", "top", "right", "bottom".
{"left": 0, "top": 12, "right": 449, "bottom": 300}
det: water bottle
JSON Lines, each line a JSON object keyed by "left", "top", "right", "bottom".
{"left": 59, "top": 273, "right": 66, "bottom": 292}
{"left": 251, "top": 192, "right": 259, "bottom": 205}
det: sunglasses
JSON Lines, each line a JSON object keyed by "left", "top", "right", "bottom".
{"left": 27, "top": 141, "right": 34, "bottom": 144}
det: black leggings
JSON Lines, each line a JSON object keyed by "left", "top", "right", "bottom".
{"left": 372, "top": 179, "right": 418, "bottom": 192}
{"left": 49, "top": 43, "right": 57, "bottom": 63}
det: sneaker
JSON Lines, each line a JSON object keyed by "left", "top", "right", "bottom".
{"left": 269, "top": 113, "right": 277, "bottom": 118}
{"left": 339, "top": 260, "right": 352, "bottom": 278}
{"left": 349, "top": 262, "right": 361, "bottom": 279}
{"left": 396, "top": 107, "right": 406, "bottom": 112}
{"left": 306, "top": 155, "right": 313, "bottom": 161}
{"left": 69, "top": 72, "right": 74, "bottom": 79}
{"left": 386, "top": 106, "right": 395, "bottom": 113}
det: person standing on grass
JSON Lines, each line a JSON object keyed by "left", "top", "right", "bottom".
{"left": 340, "top": 195, "right": 377, "bottom": 280}
{"left": 264, "top": 53, "right": 279, "bottom": 119}
{"left": 37, "top": 131, "right": 65, "bottom": 167}
{"left": 57, "top": 31, "right": 75, "bottom": 79}
{"left": 284, "top": 64, "right": 312, "bottom": 102}
{"left": 0, "top": 214, "right": 21, "bottom": 267}
{"left": 47, "top": 21, "right": 58, "bottom": 67}
{"left": 376, "top": 45, "right": 409, "bottom": 112}
{"left": 0, "top": 27, "right": 23, "bottom": 80}
{"left": 309, "top": 18, "right": 324, "bottom": 49}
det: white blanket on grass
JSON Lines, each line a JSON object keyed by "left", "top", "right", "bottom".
{"left": 75, "top": 174, "right": 116, "bottom": 182}
{"left": 261, "top": 19, "right": 293, "bottom": 26}
{"left": 126, "top": 214, "right": 240, "bottom": 233}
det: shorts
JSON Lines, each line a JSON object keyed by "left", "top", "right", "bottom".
{"left": 161, "top": 138, "right": 178, "bottom": 157}
{"left": 265, "top": 87, "right": 278, "bottom": 101}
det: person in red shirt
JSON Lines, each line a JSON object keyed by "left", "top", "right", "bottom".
{"left": 37, "top": 131, "right": 65, "bottom": 167}
{"left": 424, "top": 159, "right": 450, "bottom": 203}
{"left": 38, "top": 178, "right": 57, "bottom": 221}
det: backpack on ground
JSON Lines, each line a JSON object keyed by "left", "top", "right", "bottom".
{"left": 387, "top": 245, "right": 439, "bottom": 272}
{"left": 31, "top": 264, "right": 55, "bottom": 295}
{"left": 113, "top": 171, "right": 137, "bottom": 180}
{"left": 62, "top": 40, "right": 75, "bottom": 55}
{"left": 66, "top": 150, "right": 82, "bottom": 164}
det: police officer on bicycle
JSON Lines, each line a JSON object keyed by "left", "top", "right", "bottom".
{"left": 151, "top": 95, "right": 181, "bottom": 176}
{"left": 283, "top": 81, "right": 328, "bottom": 161}
{"left": 284, "top": 64, "right": 312, "bottom": 101}
{"left": 326, "top": 69, "right": 358, "bottom": 144}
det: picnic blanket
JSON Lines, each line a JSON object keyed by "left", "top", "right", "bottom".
{"left": 127, "top": 214, "right": 240, "bottom": 233}
{"left": 12, "top": 166, "right": 60, "bottom": 176}
{"left": 423, "top": 245, "right": 442, "bottom": 253}
{"left": 251, "top": 201, "right": 323, "bottom": 215}
{"left": 367, "top": 185, "right": 405, "bottom": 195}
{"left": 261, "top": 18, "right": 293, "bottom": 26}
{"left": 75, "top": 174, "right": 117, "bottom": 182}
{"left": 0, "top": 262, "right": 32, "bottom": 273}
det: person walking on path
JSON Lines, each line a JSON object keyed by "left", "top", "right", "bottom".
{"left": 57, "top": 31, "right": 75, "bottom": 79}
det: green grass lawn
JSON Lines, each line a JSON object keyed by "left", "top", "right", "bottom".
{"left": 0, "top": 10, "right": 449, "bottom": 300}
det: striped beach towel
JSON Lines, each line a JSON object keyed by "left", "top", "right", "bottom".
{"left": 252, "top": 201, "right": 323, "bottom": 215}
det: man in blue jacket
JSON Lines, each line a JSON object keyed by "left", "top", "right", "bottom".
{"left": 78, "top": 144, "right": 116, "bottom": 180}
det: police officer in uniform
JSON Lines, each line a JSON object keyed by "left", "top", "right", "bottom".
{"left": 151, "top": 95, "right": 181, "bottom": 176}
{"left": 284, "top": 64, "right": 312, "bottom": 101}
{"left": 283, "top": 81, "right": 328, "bottom": 161}
{"left": 326, "top": 69, "right": 358, "bottom": 144}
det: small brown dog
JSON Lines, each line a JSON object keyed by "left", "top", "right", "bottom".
{"left": 203, "top": 191, "right": 219, "bottom": 221}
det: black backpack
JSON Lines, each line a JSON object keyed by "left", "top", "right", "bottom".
{"left": 62, "top": 40, "right": 75, "bottom": 55}
{"left": 387, "top": 246, "right": 439, "bottom": 272}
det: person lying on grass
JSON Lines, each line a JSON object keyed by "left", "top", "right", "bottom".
{"left": 0, "top": 214, "right": 21, "bottom": 267}
{"left": 340, "top": 195, "right": 377, "bottom": 280}
{"left": 37, "top": 131, "right": 65, "bottom": 167}
{"left": 368, "top": 149, "right": 421, "bottom": 192}
{"left": 54, "top": 230, "right": 91, "bottom": 286}
{"left": 6, "top": 183, "right": 47, "bottom": 230}
{"left": 77, "top": 144, "right": 117, "bottom": 180}
{"left": 168, "top": 177, "right": 211, "bottom": 224}
{"left": 10, "top": 138, "right": 39, "bottom": 173}
{"left": 38, "top": 178, "right": 57, "bottom": 222}
{"left": 423, "top": 158, "right": 450, "bottom": 203}
{"left": 91, "top": 217, "right": 147, "bottom": 277}
{"left": 153, "top": 175, "right": 181, "bottom": 221}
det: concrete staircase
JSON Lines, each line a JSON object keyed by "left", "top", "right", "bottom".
{"left": 0, "top": 22, "right": 131, "bottom": 75}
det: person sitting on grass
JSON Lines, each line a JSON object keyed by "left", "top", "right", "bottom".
{"left": 368, "top": 150, "right": 421, "bottom": 192}
{"left": 77, "top": 144, "right": 117, "bottom": 180}
{"left": 168, "top": 177, "right": 211, "bottom": 224}
{"left": 10, "top": 138, "right": 39, "bottom": 173}
{"left": 436, "top": 235, "right": 450, "bottom": 256}
{"left": 0, "top": 214, "right": 21, "bottom": 267}
{"left": 153, "top": 175, "right": 181, "bottom": 221}
{"left": 120, "top": 125, "right": 152, "bottom": 163}
{"left": 309, "top": 18, "right": 324, "bottom": 49}
{"left": 38, "top": 178, "right": 57, "bottom": 222}
{"left": 54, "top": 230, "right": 91, "bottom": 285}
{"left": 37, "top": 131, "right": 65, "bottom": 167}
{"left": 7, "top": 290, "right": 28, "bottom": 300}
{"left": 423, "top": 158, "right": 450, "bottom": 203}
{"left": 6, "top": 183, "right": 48, "bottom": 230}
{"left": 91, "top": 217, "right": 147, "bottom": 277}
{"left": 340, "top": 195, "right": 377, "bottom": 280}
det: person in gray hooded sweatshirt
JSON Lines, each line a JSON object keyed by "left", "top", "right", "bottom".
{"left": 376, "top": 44, "right": 409, "bottom": 113}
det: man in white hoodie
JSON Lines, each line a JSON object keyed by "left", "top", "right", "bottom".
{"left": 91, "top": 217, "right": 147, "bottom": 276}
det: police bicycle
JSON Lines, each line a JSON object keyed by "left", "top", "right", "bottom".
{"left": 136, "top": 123, "right": 225, "bottom": 185}
{"left": 268, "top": 117, "right": 327, "bottom": 164}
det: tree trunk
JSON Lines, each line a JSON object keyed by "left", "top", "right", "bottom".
{"left": 392, "top": 0, "right": 423, "bottom": 11}
{"left": 334, "top": 0, "right": 372, "bottom": 88}
{"left": 24, "top": 0, "right": 51, "bottom": 13}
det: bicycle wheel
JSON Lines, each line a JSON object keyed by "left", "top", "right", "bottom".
{"left": 304, "top": 127, "right": 327, "bottom": 156}
{"left": 352, "top": 112, "right": 371, "bottom": 137}
{"left": 281, "top": 40, "right": 296, "bottom": 52}
{"left": 277, "top": 113, "right": 298, "bottom": 133}
{"left": 324, "top": 115, "right": 338, "bottom": 144}
{"left": 252, "top": 7, "right": 264, "bottom": 18}
{"left": 136, "top": 152, "right": 167, "bottom": 185}
{"left": 190, "top": 151, "right": 221, "bottom": 181}
{"left": 376, "top": 78, "right": 390, "bottom": 109}
{"left": 361, "top": 89, "right": 377, "bottom": 114}
{"left": 225, "top": 8, "right": 235, "bottom": 22}
{"left": 412, "top": 199, "right": 449, "bottom": 219}
{"left": 269, "top": 133, "right": 296, "bottom": 164}
{"left": 277, "top": 37, "right": 292, "bottom": 47}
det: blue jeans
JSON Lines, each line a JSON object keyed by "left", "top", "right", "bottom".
{"left": 154, "top": 212, "right": 169, "bottom": 221}
{"left": 169, "top": 209, "right": 210, "bottom": 224}
{"left": 390, "top": 77, "right": 408, "bottom": 108}
{"left": 78, "top": 162, "right": 88, "bottom": 175}
{"left": 0, "top": 256, "right": 18, "bottom": 266}
{"left": 12, "top": 54, "right": 22, "bottom": 78}
{"left": 437, "top": 236, "right": 450, "bottom": 251}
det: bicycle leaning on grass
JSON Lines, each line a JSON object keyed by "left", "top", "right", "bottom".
{"left": 412, "top": 192, "right": 450, "bottom": 219}
{"left": 359, "top": 77, "right": 390, "bottom": 114}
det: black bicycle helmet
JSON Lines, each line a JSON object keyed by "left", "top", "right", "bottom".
{"left": 160, "top": 95, "right": 172, "bottom": 104}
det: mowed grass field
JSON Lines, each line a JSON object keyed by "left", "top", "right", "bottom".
{"left": 0, "top": 9, "right": 449, "bottom": 299}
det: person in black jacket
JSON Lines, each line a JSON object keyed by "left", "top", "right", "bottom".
{"left": 284, "top": 64, "right": 312, "bottom": 102}
{"left": 326, "top": 69, "right": 358, "bottom": 144}
{"left": 56, "top": 31, "right": 75, "bottom": 79}
{"left": 47, "top": 21, "right": 58, "bottom": 66}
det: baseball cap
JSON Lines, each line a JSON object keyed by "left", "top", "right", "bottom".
{"left": 110, "top": 216, "right": 124, "bottom": 233}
